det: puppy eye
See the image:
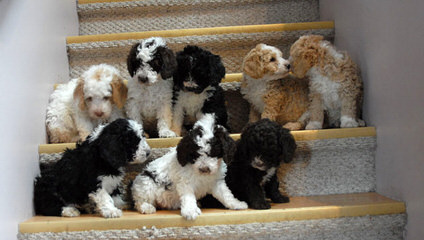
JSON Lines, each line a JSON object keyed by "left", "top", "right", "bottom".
{"left": 86, "top": 97, "right": 93, "bottom": 102}
{"left": 103, "top": 96, "right": 110, "bottom": 101}
{"left": 270, "top": 57, "right": 276, "bottom": 62}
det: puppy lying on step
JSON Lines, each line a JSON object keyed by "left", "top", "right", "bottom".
{"left": 241, "top": 44, "right": 309, "bottom": 130}
{"left": 131, "top": 114, "right": 247, "bottom": 220}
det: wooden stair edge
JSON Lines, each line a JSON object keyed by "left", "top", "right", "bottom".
{"left": 19, "top": 192, "right": 405, "bottom": 234}
{"left": 39, "top": 127, "right": 376, "bottom": 154}
{"left": 66, "top": 21, "right": 335, "bottom": 44}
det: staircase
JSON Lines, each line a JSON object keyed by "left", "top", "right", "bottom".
{"left": 18, "top": 0, "right": 406, "bottom": 239}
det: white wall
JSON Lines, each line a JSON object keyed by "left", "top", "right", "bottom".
{"left": 320, "top": 1, "right": 424, "bottom": 239}
{"left": 0, "top": 0, "right": 78, "bottom": 239}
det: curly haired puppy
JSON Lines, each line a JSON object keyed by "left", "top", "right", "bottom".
{"left": 172, "top": 45, "right": 229, "bottom": 136}
{"left": 34, "top": 119, "right": 151, "bottom": 218}
{"left": 131, "top": 114, "right": 247, "bottom": 220}
{"left": 46, "top": 64, "right": 128, "bottom": 143}
{"left": 241, "top": 44, "right": 309, "bottom": 130}
{"left": 126, "top": 37, "right": 178, "bottom": 138}
{"left": 290, "top": 35, "right": 364, "bottom": 129}
{"left": 201, "top": 118, "right": 296, "bottom": 210}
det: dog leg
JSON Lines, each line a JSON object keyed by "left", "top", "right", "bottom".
{"left": 340, "top": 94, "right": 359, "bottom": 128}
{"left": 305, "top": 92, "right": 324, "bottom": 130}
{"left": 264, "top": 175, "right": 289, "bottom": 203}
{"left": 157, "top": 104, "right": 177, "bottom": 138}
{"left": 246, "top": 181, "right": 271, "bottom": 209}
{"left": 74, "top": 117, "right": 94, "bottom": 141}
{"left": 89, "top": 188, "right": 122, "bottom": 218}
{"left": 171, "top": 104, "right": 184, "bottom": 136}
{"left": 178, "top": 185, "right": 201, "bottom": 220}
{"left": 131, "top": 175, "right": 158, "bottom": 214}
{"left": 211, "top": 180, "right": 248, "bottom": 210}
{"left": 125, "top": 99, "right": 143, "bottom": 124}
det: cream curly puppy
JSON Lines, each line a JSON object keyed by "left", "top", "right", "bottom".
{"left": 46, "top": 64, "right": 128, "bottom": 143}
{"left": 289, "top": 35, "right": 364, "bottom": 129}
{"left": 241, "top": 43, "right": 309, "bottom": 130}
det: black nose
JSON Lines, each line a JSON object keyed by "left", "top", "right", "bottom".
{"left": 199, "top": 167, "right": 211, "bottom": 174}
{"left": 146, "top": 149, "right": 151, "bottom": 157}
{"left": 138, "top": 76, "right": 148, "bottom": 83}
{"left": 286, "top": 64, "right": 291, "bottom": 70}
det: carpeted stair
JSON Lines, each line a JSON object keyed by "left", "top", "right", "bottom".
{"left": 18, "top": 0, "right": 406, "bottom": 239}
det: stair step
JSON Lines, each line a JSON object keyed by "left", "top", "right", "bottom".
{"left": 66, "top": 21, "right": 334, "bottom": 79}
{"left": 39, "top": 127, "right": 377, "bottom": 197}
{"left": 77, "top": 0, "right": 320, "bottom": 35}
{"left": 18, "top": 193, "right": 405, "bottom": 237}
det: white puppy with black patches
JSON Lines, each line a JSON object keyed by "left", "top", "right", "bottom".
{"left": 131, "top": 114, "right": 247, "bottom": 220}
{"left": 126, "top": 37, "right": 178, "bottom": 138}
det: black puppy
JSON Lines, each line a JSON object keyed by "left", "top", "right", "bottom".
{"left": 172, "top": 45, "right": 229, "bottom": 136}
{"left": 34, "top": 119, "right": 150, "bottom": 218}
{"left": 201, "top": 118, "right": 296, "bottom": 209}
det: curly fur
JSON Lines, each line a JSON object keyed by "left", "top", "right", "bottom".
{"left": 172, "top": 45, "right": 229, "bottom": 136}
{"left": 131, "top": 114, "right": 247, "bottom": 220}
{"left": 241, "top": 44, "right": 309, "bottom": 130}
{"left": 34, "top": 119, "right": 150, "bottom": 218}
{"left": 125, "top": 37, "right": 178, "bottom": 138}
{"left": 46, "top": 64, "right": 128, "bottom": 143}
{"left": 200, "top": 118, "right": 296, "bottom": 210}
{"left": 289, "top": 35, "right": 364, "bottom": 129}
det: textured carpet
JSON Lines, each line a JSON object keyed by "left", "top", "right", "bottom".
{"left": 18, "top": 214, "right": 405, "bottom": 240}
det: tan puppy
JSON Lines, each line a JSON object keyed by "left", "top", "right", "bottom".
{"left": 290, "top": 35, "right": 364, "bottom": 129}
{"left": 241, "top": 43, "right": 309, "bottom": 130}
{"left": 46, "top": 64, "right": 128, "bottom": 143}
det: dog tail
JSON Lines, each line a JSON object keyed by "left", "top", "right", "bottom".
{"left": 33, "top": 174, "right": 64, "bottom": 216}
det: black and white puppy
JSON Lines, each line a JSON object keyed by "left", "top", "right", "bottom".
{"left": 131, "top": 114, "right": 247, "bottom": 220}
{"left": 201, "top": 119, "right": 296, "bottom": 209}
{"left": 126, "top": 37, "right": 178, "bottom": 138}
{"left": 34, "top": 119, "right": 151, "bottom": 218}
{"left": 172, "top": 45, "right": 229, "bottom": 136}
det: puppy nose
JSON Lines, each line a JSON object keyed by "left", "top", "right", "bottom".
{"left": 199, "top": 167, "right": 211, "bottom": 174}
{"left": 286, "top": 63, "right": 291, "bottom": 70}
{"left": 138, "top": 76, "right": 148, "bottom": 83}
{"left": 145, "top": 149, "right": 151, "bottom": 157}
{"left": 94, "top": 111, "right": 104, "bottom": 117}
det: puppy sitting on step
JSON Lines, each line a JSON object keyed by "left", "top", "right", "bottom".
{"left": 46, "top": 64, "right": 128, "bottom": 143}
{"left": 34, "top": 119, "right": 151, "bottom": 218}
{"left": 131, "top": 114, "right": 247, "bottom": 220}
{"left": 241, "top": 43, "right": 309, "bottom": 130}
{"left": 289, "top": 35, "right": 364, "bottom": 129}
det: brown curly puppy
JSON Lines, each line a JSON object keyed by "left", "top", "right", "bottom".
{"left": 241, "top": 43, "right": 309, "bottom": 130}
{"left": 290, "top": 35, "right": 364, "bottom": 129}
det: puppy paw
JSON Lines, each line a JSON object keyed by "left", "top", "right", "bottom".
{"left": 272, "top": 194, "right": 290, "bottom": 203}
{"left": 61, "top": 206, "right": 80, "bottom": 217}
{"left": 283, "top": 122, "right": 303, "bottom": 131}
{"left": 159, "top": 129, "right": 177, "bottom": 138}
{"left": 227, "top": 200, "right": 248, "bottom": 210}
{"left": 181, "top": 205, "right": 202, "bottom": 220}
{"left": 250, "top": 200, "right": 271, "bottom": 210}
{"left": 305, "top": 121, "right": 322, "bottom": 130}
{"left": 340, "top": 116, "right": 359, "bottom": 128}
{"left": 101, "top": 207, "right": 122, "bottom": 218}
{"left": 137, "top": 202, "right": 157, "bottom": 214}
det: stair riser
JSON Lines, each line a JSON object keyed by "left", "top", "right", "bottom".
{"left": 67, "top": 28, "right": 334, "bottom": 79}
{"left": 39, "top": 136, "right": 376, "bottom": 200}
{"left": 18, "top": 214, "right": 405, "bottom": 240}
{"left": 78, "top": 0, "right": 319, "bottom": 35}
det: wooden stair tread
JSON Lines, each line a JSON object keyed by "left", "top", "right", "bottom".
{"left": 19, "top": 192, "right": 405, "bottom": 234}
{"left": 39, "top": 127, "right": 376, "bottom": 153}
{"left": 66, "top": 21, "right": 334, "bottom": 44}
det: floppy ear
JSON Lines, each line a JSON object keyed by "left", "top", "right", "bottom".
{"left": 110, "top": 76, "right": 128, "bottom": 109}
{"left": 97, "top": 133, "right": 129, "bottom": 169}
{"left": 208, "top": 54, "right": 226, "bottom": 85}
{"left": 176, "top": 128, "right": 202, "bottom": 166}
{"left": 212, "top": 126, "right": 236, "bottom": 165}
{"left": 279, "top": 128, "right": 297, "bottom": 163}
{"left": 127, "top": 43, "right": 140, "bottom": 77}
{"left": 73, "top": 78, "right": 86, "bottom": 111}
{"left": 243, "top": 46, "right": 264, "bottom": 79}
{"left": 157, "top": 47, "right": 177, "bottom": 79}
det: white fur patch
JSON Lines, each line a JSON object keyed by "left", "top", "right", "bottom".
{"left": 305, "top": 121, "right": 322, "bottom": 130}
{"left": 340, "top": 116, "right": 359, "bottom": 128}
{"left": 252, "top": 157, "right": 267, "bottom": 171}
{"left": 136, "top": 37, "right": 166, "bottom": 62}
{"left": 261, "top": 167, "right": 276, "bottom": 186}
{"left": 97, "top": 169, "right": 124, "bottom": 194}
{"left": 61, "top": 206, "right": 80, "bottom": 217}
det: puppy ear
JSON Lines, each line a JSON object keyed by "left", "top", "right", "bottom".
{"left": 279, "top": 128, "right": 297, "bottom": 163}
{"left": 73, "top": 78, "right": 86, "bottom": 111}
{"left": 212, "top": 126, "right": 236, "bottom": 164}
{"left": 158, "top": 47, "right": 177, "bottom": 79}
{"left": 96, "top": 133, "right": 129, "bottom": 169}
{"left": 127, "top": 43, "right": 140, "bottom": 77}
{"left": 176, "top": 127, "right": 202, "bottom": 166}
{"left": 110, "top": 76, "right": 128, "bottom": 109}
{"left": 243, "top": 48, "right": 263, "bottom": 79}
{"left": 209, "top": 54, "right": 226, "bottom": 85}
